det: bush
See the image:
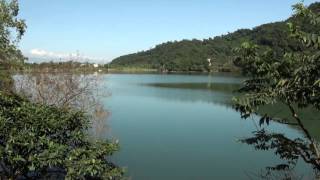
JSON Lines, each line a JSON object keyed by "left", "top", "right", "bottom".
{"left": 0, "top": 92, "right": 123, "bottom": 179}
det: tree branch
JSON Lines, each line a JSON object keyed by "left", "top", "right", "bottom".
{"left": 287, "top": 103, "right": 320, "bottom": 162}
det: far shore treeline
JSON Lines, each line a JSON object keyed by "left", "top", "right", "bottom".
{"left": 109, "top": 2, "right": 320, "bottom": 73}
{"left": 22, "top": 61, "right": 108, "bottom": 73}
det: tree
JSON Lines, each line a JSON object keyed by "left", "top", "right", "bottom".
{"left": 0, "top": 0, "right": 27, "bottom": 90}
{"left": 233, "top": 2, "right": 320, "bottom": 177}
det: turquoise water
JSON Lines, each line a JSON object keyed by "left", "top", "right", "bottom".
{"left": 98, "top": 73, "right": 313, "bottom": 179}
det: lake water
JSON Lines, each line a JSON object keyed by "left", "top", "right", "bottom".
{"left": 98, "top": 74, "right": 315, "bottom": 179}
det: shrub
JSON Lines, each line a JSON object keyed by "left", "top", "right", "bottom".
{"left": 0, "top": 92, "right": 123, "bottom": 179}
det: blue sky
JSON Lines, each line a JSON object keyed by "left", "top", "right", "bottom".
{"left": 18, "top": 0, "right": 317, "bottom": 63}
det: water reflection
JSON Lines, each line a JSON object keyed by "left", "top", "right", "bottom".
{"left": 142, "top": 81, "right": 320, "bottom": 141}
{"left": 143, "top": 82, "right": 240, "bottom": 93}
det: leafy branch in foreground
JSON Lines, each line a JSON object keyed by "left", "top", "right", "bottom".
{"left": 233, "top": 2, "right": 320, "bottom": 175}
{"left": 0, "top": 92, "right": 123, "bottom": 179}
{"left": 0, "top": 0, "right": 27, "bottom": 90}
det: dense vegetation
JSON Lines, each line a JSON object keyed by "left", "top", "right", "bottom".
{"left": 234, "top": 2, "right": 320, "bottom": 177}
{"left": 0, "top": 92, "right": 122, "bottom": 179}
{"left": 0, "top": 1, "right": 122, "bottom": 179}
{"left": 110, "top": 2, "right": 320, "bottom": 72}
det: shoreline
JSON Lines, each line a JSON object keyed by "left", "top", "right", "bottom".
{"left": 107, "top": 67, "right": 241, "bottom": 74}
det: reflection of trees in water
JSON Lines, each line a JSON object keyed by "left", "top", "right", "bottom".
{"left": 258, "top": 104, "right": 320, "bottom": 141}
{"left": 14, "top": 72, "right": 110, "bottom": 139}
{"left": 142, "top": 82, "right": 237, "bottom": 107}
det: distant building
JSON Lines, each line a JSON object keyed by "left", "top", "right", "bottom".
{"left": 207, "top": 58, "right": 212, "bottom": 66}
{"left": 93, "top": 64, "right": 99, "bottom": 68}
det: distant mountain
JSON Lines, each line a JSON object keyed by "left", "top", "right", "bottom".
{"left": 110, "top": 2, "right": 320, "bottom": 72}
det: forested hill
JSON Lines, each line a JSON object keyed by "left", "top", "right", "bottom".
{"left": 110, "top": 2, "right": 320, "bottom": 72}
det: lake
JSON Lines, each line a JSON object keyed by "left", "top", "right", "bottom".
{"left": 95, "top": 73, "right": 315, "bottom": 179}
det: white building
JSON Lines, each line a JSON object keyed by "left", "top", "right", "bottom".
{"left": 207, "top": 58, "right": 212, "bottom": 66}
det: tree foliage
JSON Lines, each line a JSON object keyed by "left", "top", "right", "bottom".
{"left": 233, "top": 2, "right": 320, "bottom": 175}
{"left": 0, "top": 0, "right": 26, "bottom": 65}
{"left": 0, "top": 92, "right": 122, "bottom": 179}
{"left": 0, "top": 0, "right": 27, "bottom": 90}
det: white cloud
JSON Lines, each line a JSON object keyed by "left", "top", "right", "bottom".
{"left": 30, "top": 48, "right": 75, "bottom": 59}
{"left": 30, "top": 49, "right": 50, "bottom": 56}
{"left": 28, "top": 48, "right": 108, "bottom": 63}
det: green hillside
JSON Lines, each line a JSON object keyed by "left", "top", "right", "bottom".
{"left": 110, "top": 2, "right": 320, "bottom": 72}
